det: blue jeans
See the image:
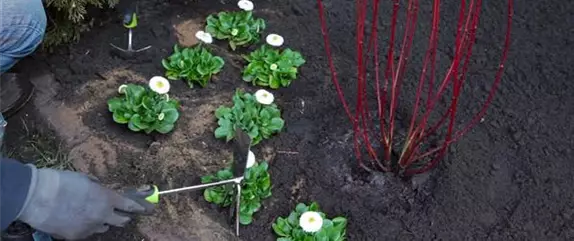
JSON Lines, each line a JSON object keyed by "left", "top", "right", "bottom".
{"left": 0, "top": 0, "right": 47, "bottom": 74}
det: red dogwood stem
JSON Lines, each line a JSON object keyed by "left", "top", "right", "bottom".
{"left": 406, "top": 0, "right": 513, "bottom": 175}
{"left": 318, "top": 0, "right": 513, "bottom": 175}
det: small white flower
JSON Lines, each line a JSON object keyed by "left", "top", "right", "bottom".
{"left": 269, "top": 63, "right": 278, "bottom": 71}
{"left": 195, "top": 30, "right": 213, "bottom": 44}
{"left": 158, "top": 113, "right": 165, "bottom": 121}
{"left": 231, "top": 28, "right": 239, "bottom": 36}
{"left": 149, "top": 76, "right": 170, "bottom": 94}
{"left": 246, "top": 150, "right": 256, "bottom": 168}
{"left": 266, "top": 34, "right": 284, "bottom": 47}
{"left": 238, "top": 0, "right": 254, "bottom": 11}
{"left": 299, "top": 211, "right": 323, "bottom": 233}
{"left": 118, "top": 84, "right": 128, "bottom": 94}
{"left": 254, "top": 89, "right": 274, "bottom": 105}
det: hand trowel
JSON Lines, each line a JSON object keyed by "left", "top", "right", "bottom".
{"left": 125, "top": 128, "right": 252, "bottom": 236}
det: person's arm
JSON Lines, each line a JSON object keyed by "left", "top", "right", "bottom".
{"left": 0, "top": 158, "right": 33, "bottom": 230}
{"left": 0, "top": 158, "right": 155, "bottom": 239}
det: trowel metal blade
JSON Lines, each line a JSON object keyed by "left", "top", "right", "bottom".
{"left": 232, "top": 128, "right": 251, "bottom": 179}
{"left": 134, "top": 45, "right": 152, "bottom": 52}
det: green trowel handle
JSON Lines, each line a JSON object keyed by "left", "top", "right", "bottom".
{"left": 124, "top": 184, "right": 160, "bottom": 204}
{"left": 122, "top": 3, "right": 138, "bottom": 28}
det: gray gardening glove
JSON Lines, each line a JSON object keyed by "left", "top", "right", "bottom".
{"left": 17, "top": 166, "right": 155, "bottom": 240}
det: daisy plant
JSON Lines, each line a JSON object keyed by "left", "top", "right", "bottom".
{"left": 107, "top": 77, "right": 180, "bottom": 134}
{"left": 162, "top": 38, "right": 225, "bottom": 88}
{"left": 214, "top": 89, "right": 284, "bottom": 146}
{"left": 205, "top": 10, "right": 266, "bottom": 50}
{"left": 242, "top": 34, "right": 305, "bottom": 89}
{"left": 202, "top": 153, "right": 271, "bottom": 225}
{"left": 273, "top": 202, "right": 347, "bottom": 241}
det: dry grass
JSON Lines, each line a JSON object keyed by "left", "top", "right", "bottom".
{"left": 3, "top": 118, "right": 74, "bottom": 171}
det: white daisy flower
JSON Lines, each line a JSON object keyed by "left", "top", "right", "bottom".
{"left": 118, "top": 84, "right": 128, "bottom": 94}
{"left": 266, "top": 34, "right": 284, "bottom": 47}
{"left": 195, "top": 30, "right": 213, "bottom": 44}
{"left": 149, "top": 76, "right": 170, "bottom": 94}
{"left": 246, "top": 150, "right": 256, "bottom": 168}
{"left": 299, "top": 211, "right": 323, "bottom": 233}
{"left": 238, "top": 0, "right": 254, "bottom": 11}
{"left": 254, "top": 89, "right": 274, "bottom": 105}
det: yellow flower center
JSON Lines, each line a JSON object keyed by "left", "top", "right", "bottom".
{"left": 156, "top": 81, "right": 164, "bottom": 89}
{"left": 309, "top": 217, "right": 316, "bottom": 223}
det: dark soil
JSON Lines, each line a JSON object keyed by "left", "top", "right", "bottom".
{"left": 6, "top": 0, "right": 574, "bottom": 240}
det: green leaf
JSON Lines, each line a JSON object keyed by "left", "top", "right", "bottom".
{"left": 259, "top": 108, "right": 272, "bottom": 120}
{"left": 332, "top": 217, "right": 347, "bottom": 227}
{"left": 128, "top": 121, "right": 141, "bottom": 132}
{"left": 292, "top": 229, "right": 306, "bottom": 239}
{"left": 201, "top": 175, "right": 215, "bottom": 183}
{"left": 206, "top": 25, "right": 218, "bottom": 36}
{"left": 130, "top": 114, "right": 143, "bottom": 126}
{"left": 248, "top": 201, "right": 261, "bottom": 213}
{"left": 316, "top": 231, "right": 329, "bottom": 241}
{"left": 204, "top": 189, "right": 215, "bottom": 202}
{"left": 216, "top": 169, "right": 233, "bottom": 179}
{"left": 239, "top": 212, "right": 252, "bottom": 225}
{"left": 156, "top": 124, "right": 174, "bottom": 134}
{"left": 277, "top": 238, "right": 293, "bottom": 241}
{"left": 108, "top": 98, "right": 123, "bottom": 112}
{"left": 272, "top": 222, "right": 289, "bottom": 237}
{"left": 126, "top": 85, "right": 146, "bottom": 104}
{"left": 322, "top": 219, "right": 333, "bottom": 229}
{"left": 280, "top": 75, "right": 292, "bottom": 87}
{"left": 286, "top": 211, "right": 298, "bottom": 227}
{"left": 182, "top": 48, "right": 191, "bottom": 59}
{"left": 214, "top": 126, "right": 230, "bottom": 139}
{"left": 161, "top": 59, "right": 172, "bottom": 70}
{"left": 212, "top": 57, "right": 225, "bottom": 71}
{"left": 112, "top": 112, "right": 129, "bottom": 124}
{"left": 215, "top": 107, "right": 232, "bottom": 119}
{"left": 248, "top": 126, "right": 259, "bottom": 140}
{"left": 162, "top": 109, "right": 179, "bottom": 124}
{"left": 309, "top": 202, "right": 320, "bottom": 211}
{"left": 196, "top": 64, "right": 209, "bottom": 76}
{"left": 206, "top": 15, "right": 217, "bottom": 26}
{"left": 269, "top": 117, "right": 285, "bottom": 131}
{"left": 296, "top": 203, "right": 308, "bottom": 214}
{"left": 269, "top": 75, "right": 281, "bottom": 89}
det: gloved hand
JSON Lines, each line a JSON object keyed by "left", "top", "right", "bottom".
{"left": 16, "top": 166, "right": 155, "bottom": 240}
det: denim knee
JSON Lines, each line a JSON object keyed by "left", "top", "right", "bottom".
{"left": 0, "top": 0, "right": 47, "bottom": 72}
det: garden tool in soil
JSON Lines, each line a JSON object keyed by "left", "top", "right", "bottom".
{"left": 124, "top": 128, "right": 252, "bottom": 236}
{"left": 109, "top": 1, "right": 151, "bottom": 56}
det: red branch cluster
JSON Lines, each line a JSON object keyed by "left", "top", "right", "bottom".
{"left": 317, "top": 0, "right": 514, "bottom": 176}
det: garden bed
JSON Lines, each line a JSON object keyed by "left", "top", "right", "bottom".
{"left": 10, "top": 0, "right": 574, "bottom": 240}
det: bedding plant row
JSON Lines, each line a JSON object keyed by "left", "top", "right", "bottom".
{"left": 105, "top": 0, "right": 347, "bottom": 240}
